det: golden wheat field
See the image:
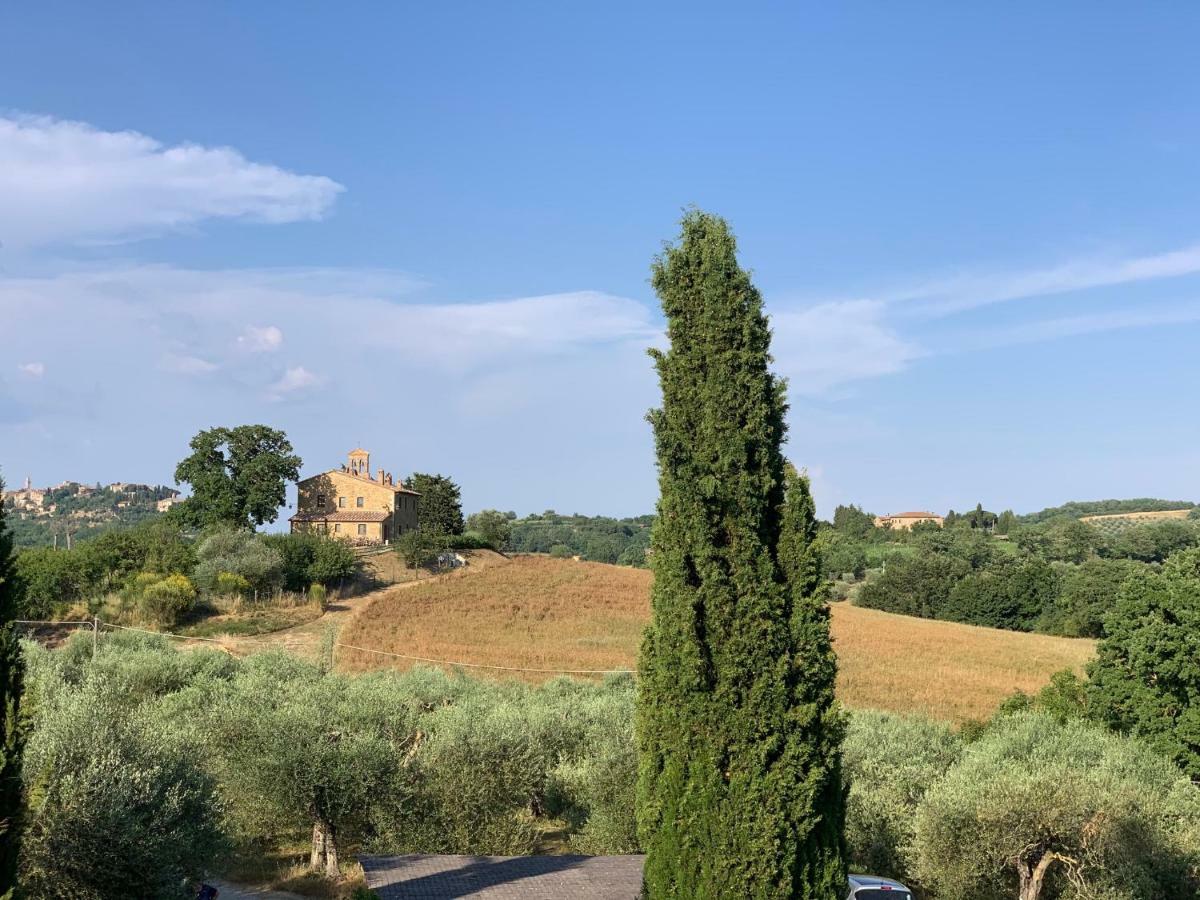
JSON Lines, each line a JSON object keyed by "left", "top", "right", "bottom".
{"left": 338, "top": 556, "right": 1095, "bottom": 723}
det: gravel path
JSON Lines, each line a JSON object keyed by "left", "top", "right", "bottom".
{"left": 361, "top": 854, "right": 645, "bottom": 899}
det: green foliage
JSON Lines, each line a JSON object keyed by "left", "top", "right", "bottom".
{"left": 0, "top": 474, "right": 25, "bottom": 896}
{"left": 464, "top": 509, "right": 512, "bottom": 550}
{"left": 262, "top": 532, "right": 358, "bottom": 591}
{"left": 1038, "top": 557, "right": 1148, "bottom": 638}
{"left": 135, "top": 573, "right": 198, "bottom": 627}
{"left": 942, "top": 559, "right": 1059, "bottom": 632}
{"left": 506, "top": 511, "right": 652, "bottom": 566}
{"left": 13, "top": 546, "right": 89, "bottom": 617}
{"left": 19, "top": 681, "right": 224, "bottom": 898}
{"left": 842, "top": 711, "right": 962, "bottom": 888}
{"left": 820, "top": 533, "right": 868, "bottom": 582}
{"left": 548, "top": 543, "right": 574, "bottom": 559}
{"left": 1104, "top": 518, "right": 1200, "bottom": 562}
{"left": 407, "top": 473, "right": 465, "bottom": 536}
{"left": 1088, "top": 548, "right": 1200, "bottom": 780}
{"left": 636, "top": 210, "right": 844, "bottom": 899}
{"left": 394, "top": 527, "right": 446, "bottom": 570}
{"left": 172, "top": 424, "right": 301, "bottom": 530}
{"left": 998, "top": 669, "right": 1089, "bottom": 725}
{"left": 193, "top": 530, "right": 284, "bottom": 597}
{"left": 914, "top": 713, "right": 1200, "bottom": 900}
{"left": 857, "top": 552, "right": 972, "bottom": 619}
{"left": 832, "top": 504, "right": 876, "bottom": 540}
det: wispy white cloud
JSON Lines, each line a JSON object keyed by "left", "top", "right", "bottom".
{"left": 17, "top": 362, "right": 44, "bottom": 377}
{"left": 0, "top": 114, "right": 343, "bottom": 248}
{"left": 954, "top": 303, "right": 1200, "bottom": 350}
{"left": 160, "top": 353, "right": 218, "bottom": 375}
{"left": 266, "top": 366, "right": 323, "bottom": 401}
{"left": 879, "top": 243, "right": 1200, "bottom": 316}
{"left": 771, "top": 300, "right": 923, "bottom": 394}
{"left": 237, "top": 324, "right": 284, "bottom": 352}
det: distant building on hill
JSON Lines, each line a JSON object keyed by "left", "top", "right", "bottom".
{"left": 289, "top": 448, "right": 420, "bottom": 545}
{"left": 874, "top": 510, "right": 944, "bottom": 530}
{"left": 3, "top": 476, "right": 46, "bottom": 512}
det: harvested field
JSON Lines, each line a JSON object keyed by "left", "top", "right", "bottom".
{"left": 1080, "top": 508, "right": 1193, "bottom": 523}
{"left": 338, "top": 556, "right": 1095, "bottom": 723}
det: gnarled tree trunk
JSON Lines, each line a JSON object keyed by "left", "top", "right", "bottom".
{"left": 1017, "top": 852, "right": 1056, "bottom": 900}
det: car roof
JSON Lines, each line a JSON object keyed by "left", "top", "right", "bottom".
{"left": 848, "top": 873, "right": 912, "bottom": 891}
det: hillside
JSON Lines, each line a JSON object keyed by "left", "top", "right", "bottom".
{"left": 1020, "top": 498, "right": 1195, "bottom": 525}
{"left": 339, "top": 556, "right": 1095, "bottom": 723}
{"left": 4, "top": 481, "right": 177, "bottom": 548}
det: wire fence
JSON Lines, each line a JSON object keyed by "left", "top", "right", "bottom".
{"left": 12, "top": 617, "right": 637, "bottom": 677}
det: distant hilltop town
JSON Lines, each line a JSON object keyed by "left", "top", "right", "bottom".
{"left": 2, "top": 476, "right": 182, "bottom": 547}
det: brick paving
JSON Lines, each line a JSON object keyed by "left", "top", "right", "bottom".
{"left": 360, "top": 854, "right": 646, "bottom": 899}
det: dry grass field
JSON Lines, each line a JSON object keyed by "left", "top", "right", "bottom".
{"left": 338, "top": 556, "right": 1095, "bottom": 723}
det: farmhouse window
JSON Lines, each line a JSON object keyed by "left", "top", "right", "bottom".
{"left": 356, "top": 496, "right": 364, "bottom": 507}
{"left": 316, "top": 492, "right": 325, "bottom": 506}
{"left": 339, "top": 496, "right": 346, "bottom": 508}
{"left": 357, "top": 523, "right": 367, "bottom": 536}
{"left": 334, "top": 523, "right": 341, "bottom": 533}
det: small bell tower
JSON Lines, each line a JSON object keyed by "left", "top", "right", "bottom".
{"left": 348, "top": 448, "right": 370, "bottom": 478}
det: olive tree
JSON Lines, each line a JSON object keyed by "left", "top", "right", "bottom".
{"left": 19, "top": 684, "right": 224, "bottom": 898}
{"left": 206, "top": 656, "right": 411, "bottom": 877}
{"left": 914, "top": 712, "right": 1200, "bottom": 900}
{"left": 842, "top": 710, "right": 962, "bottom": 887}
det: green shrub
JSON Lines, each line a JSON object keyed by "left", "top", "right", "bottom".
{"left": 138, "top": 573, "right": 198, "bottom": 626}
{"left": 308, "top": 582, "right": 327, "bottom": 607}
{"left": 214, "top": 570, "right": 251, "bottom": 598}
{"left": 842, "top": 710, "right": 962, "bottom": 887}
{"left": 20, "top": 683, "right": 225, "bottom": 897}
{"left": 914, "top": 712, "right": 1200, "bottom": 900}
{"left": 548, "top": 544, "right": 573, "bottom": 559}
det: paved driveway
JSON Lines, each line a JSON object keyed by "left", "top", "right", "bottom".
{"left": 361, "top": 855, "right": 645, "bottom": 899}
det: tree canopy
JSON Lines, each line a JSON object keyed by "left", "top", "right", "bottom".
{"left": 636, "top": 210, "right": 845, "bottom": 899}
{"left": 172, "top": 425, "right": 301, "bottom": 530}
{"left": 407, "top": 473, "right": 464, "bottom": 536}
{"left": 1088, "top": 547, "right": 1200, "bottom": 780}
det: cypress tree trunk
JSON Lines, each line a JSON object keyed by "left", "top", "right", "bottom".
{"left": 635, "top": 211, "right": 845, "bottom": 899}
{"left": 0, "top": 475, "right": 25, "bottom": 897}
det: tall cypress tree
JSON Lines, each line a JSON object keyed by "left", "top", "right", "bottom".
{"left": 0, "top": 475, "right": 24, "bottom": 897}
{"left": 636, "top": 211, "right": 845, "bottom": 899}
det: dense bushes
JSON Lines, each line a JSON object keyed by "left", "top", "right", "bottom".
{"left": 915, "top": 713, "right": 1200, "bottom": 899}
{"left": 19, "top": 633, "right": 639, "bottom": 890}
{"left": 19, "top": 674, "right": 225, "bottom": 897}
{"left": 1087, "top": 547, "right": 1200, "bottom": 780}
{"left": 17, "top": 634, "right": 1200, "bottom": 897}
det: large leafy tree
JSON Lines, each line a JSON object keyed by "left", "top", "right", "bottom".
{"left": 172, "top": 425, "right": 301, "bottom": 530}
{"left": 1087, "top": 547, "right": 1200, "bottom": 779}
{"left": 0, "top": 475, "right": 24, "bottom": 898}
{"left": 636, "top": 211, "right": 845, "bottom": 899}
{"left": 914, "top": 713, "right": 1200, "bottom": 900}
{"left": 407, "top": 473, "right": 464, "bottom": 536}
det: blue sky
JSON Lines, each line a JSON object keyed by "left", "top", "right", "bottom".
{"left": 2, "top": 3, "right": 1199, "bottom": 520}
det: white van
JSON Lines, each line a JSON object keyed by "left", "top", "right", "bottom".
{"left": 847, "top": 873, "right": 914, "bottom": 900}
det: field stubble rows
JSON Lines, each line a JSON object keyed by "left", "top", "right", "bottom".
{"left": 338, "top": 556, "right": 1094, "bottom": 722}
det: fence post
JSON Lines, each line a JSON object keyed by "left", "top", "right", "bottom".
{"left": 92, "top": 616, "right": 99, "bottom": 658}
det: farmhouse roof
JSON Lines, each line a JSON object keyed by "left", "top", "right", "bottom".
{"left": 290, "top": 509, "right": 390, "bottom": 523}
{"left": 297, "top": 468, "right": 420, "bottom": 494}
{"left": 886, "top": 511, "right": 941, "bottom": 518}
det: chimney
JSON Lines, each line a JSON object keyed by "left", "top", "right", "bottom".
{"left": 377, "top": 468, "right": 385, "bottom": 483}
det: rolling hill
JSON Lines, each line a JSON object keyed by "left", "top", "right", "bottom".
{"left": 339, "top": 556, "right": 1095, "bottom": 723}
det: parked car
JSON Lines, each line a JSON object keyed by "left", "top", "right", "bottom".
{"left": 848, "top": 873, "right": 913, "bottom": 900}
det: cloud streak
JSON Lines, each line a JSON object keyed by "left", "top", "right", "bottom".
{"left": 0, "top": 114, "right": 343, "bottom": 248}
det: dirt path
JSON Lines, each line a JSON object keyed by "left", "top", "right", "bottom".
{"left": 207, "top": 880, "right": 307, "bottom": 900}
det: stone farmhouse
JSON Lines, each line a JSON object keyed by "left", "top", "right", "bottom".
{"left": 289, "top": 449, "right": 420, "bottom": 545}
{"left": 874, "top": 510, "right": 945, "bottom": 530}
